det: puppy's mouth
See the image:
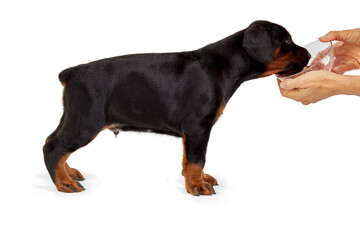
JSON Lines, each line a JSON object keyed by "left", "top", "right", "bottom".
{"left": 276, "top": 46, "right": 311, "bottom": 78}
{"left": 277, "top": 63, "right": 306, "bottom": 77}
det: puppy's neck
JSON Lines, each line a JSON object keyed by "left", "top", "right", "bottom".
{"left": 193, "top": 30, "right": 266, "bottom": 102}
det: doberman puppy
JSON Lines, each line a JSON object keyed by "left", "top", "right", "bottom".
{"left": 43, "top": 20, "right": 310, "bottom": 196}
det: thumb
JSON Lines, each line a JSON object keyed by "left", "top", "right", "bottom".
{"left": 319, "top": 30, "right": 350, "bottom": 42}
{"left": 280, "top": 77, "right": 302, "bottom": 90}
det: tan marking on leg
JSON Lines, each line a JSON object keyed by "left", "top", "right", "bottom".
{"left": 182, "top": 134, "right": 187, "bottom": 176}
{"left": 214, "top": 103, "right": 226, "bottom": 122}
{"left": 183, "top": 163, "right": 215, "bottom": 196}
{"left": 54, "top": 152, "right": 85, "bottom": 193}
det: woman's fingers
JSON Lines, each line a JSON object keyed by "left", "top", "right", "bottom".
{"left": 319, "top": 30, "right": 351, "bottom": 42}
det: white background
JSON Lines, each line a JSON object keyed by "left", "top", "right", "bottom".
{"left": 1, "top": 0, "right": 360, "bottom": 239}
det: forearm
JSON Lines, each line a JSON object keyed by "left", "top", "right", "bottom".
{"left": 335, "top": 74, "right": 360, "bottom": 96}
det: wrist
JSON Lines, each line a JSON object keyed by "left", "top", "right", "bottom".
{"left": 333, "top": 74, "right": 360, "bottom": 96}
{"left": 323, "top": 71, "right": 343, "bottom": 96}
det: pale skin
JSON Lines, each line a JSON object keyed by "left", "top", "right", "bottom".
{"left": 278, "top": 28, "right": 360, "bottom": 105}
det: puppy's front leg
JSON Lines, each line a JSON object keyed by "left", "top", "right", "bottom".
{"left": 182, "top": 128, "right": 218, "bottom": 196}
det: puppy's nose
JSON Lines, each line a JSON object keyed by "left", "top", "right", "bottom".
{"left": 299, "top": 50, "right": 311, "bottom": 65}
{"left": 300, "top": 53, "right": 310, "bottom": 62}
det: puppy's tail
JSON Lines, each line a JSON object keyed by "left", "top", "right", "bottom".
{"left": 58, "top": 68, "right": 74, "bottom": 85}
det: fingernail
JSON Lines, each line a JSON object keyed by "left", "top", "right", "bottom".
{"left": 280, "top": 81, "right": 285, "bottom": 89}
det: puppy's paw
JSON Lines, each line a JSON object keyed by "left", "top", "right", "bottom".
{"left": 186, "top": 181, "right": 215, "bottom": 196}
{"left": 56, "top": 180, "right": 85, "bottom": 193}
{"left": 65, "top": 164, "right": 85, "bottom": 181}
{"left": 202, "top": 172, "right": 218, "bottom": 186}
{"left": 68, "top": 168, "right": 85, "bottom": 181}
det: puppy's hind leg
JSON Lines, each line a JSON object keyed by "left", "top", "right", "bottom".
{"left": 43, "top": 80, "right": 106, "bottom": 192}
{"left": 45, "top": 113, "right": 65, "bottom": 144}
{"left": 43, "top": 119, "right": 104, "bottom": 193}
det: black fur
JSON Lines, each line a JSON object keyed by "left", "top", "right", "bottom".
{"left": 43, "top": 20, "right": 310, "bottom": 193}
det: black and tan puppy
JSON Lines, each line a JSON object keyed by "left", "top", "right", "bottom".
{"left": 43, "top": 20, "right": 310, "bottom": 196}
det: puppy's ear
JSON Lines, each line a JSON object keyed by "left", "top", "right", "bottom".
{"left": 243, "top": 26, "right": 273, "bottom": 64}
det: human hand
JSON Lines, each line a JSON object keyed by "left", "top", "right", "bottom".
{"left": 319, "top": 28, "right": 360, "bottom": 73}
{"left": 278, "top": 70, "right": 341, "bottom": 105}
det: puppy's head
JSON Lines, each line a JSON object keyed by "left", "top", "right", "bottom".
{"left": 243, "top": 21, "right": 310, "bottom": 77}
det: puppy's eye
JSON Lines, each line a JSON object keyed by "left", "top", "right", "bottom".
{"left": 285, "top": 38, "right": 292, "bottom": 45}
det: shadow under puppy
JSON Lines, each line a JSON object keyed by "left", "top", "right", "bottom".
{"left": 43, "top": 20, "right": 310, "bottom": 196}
